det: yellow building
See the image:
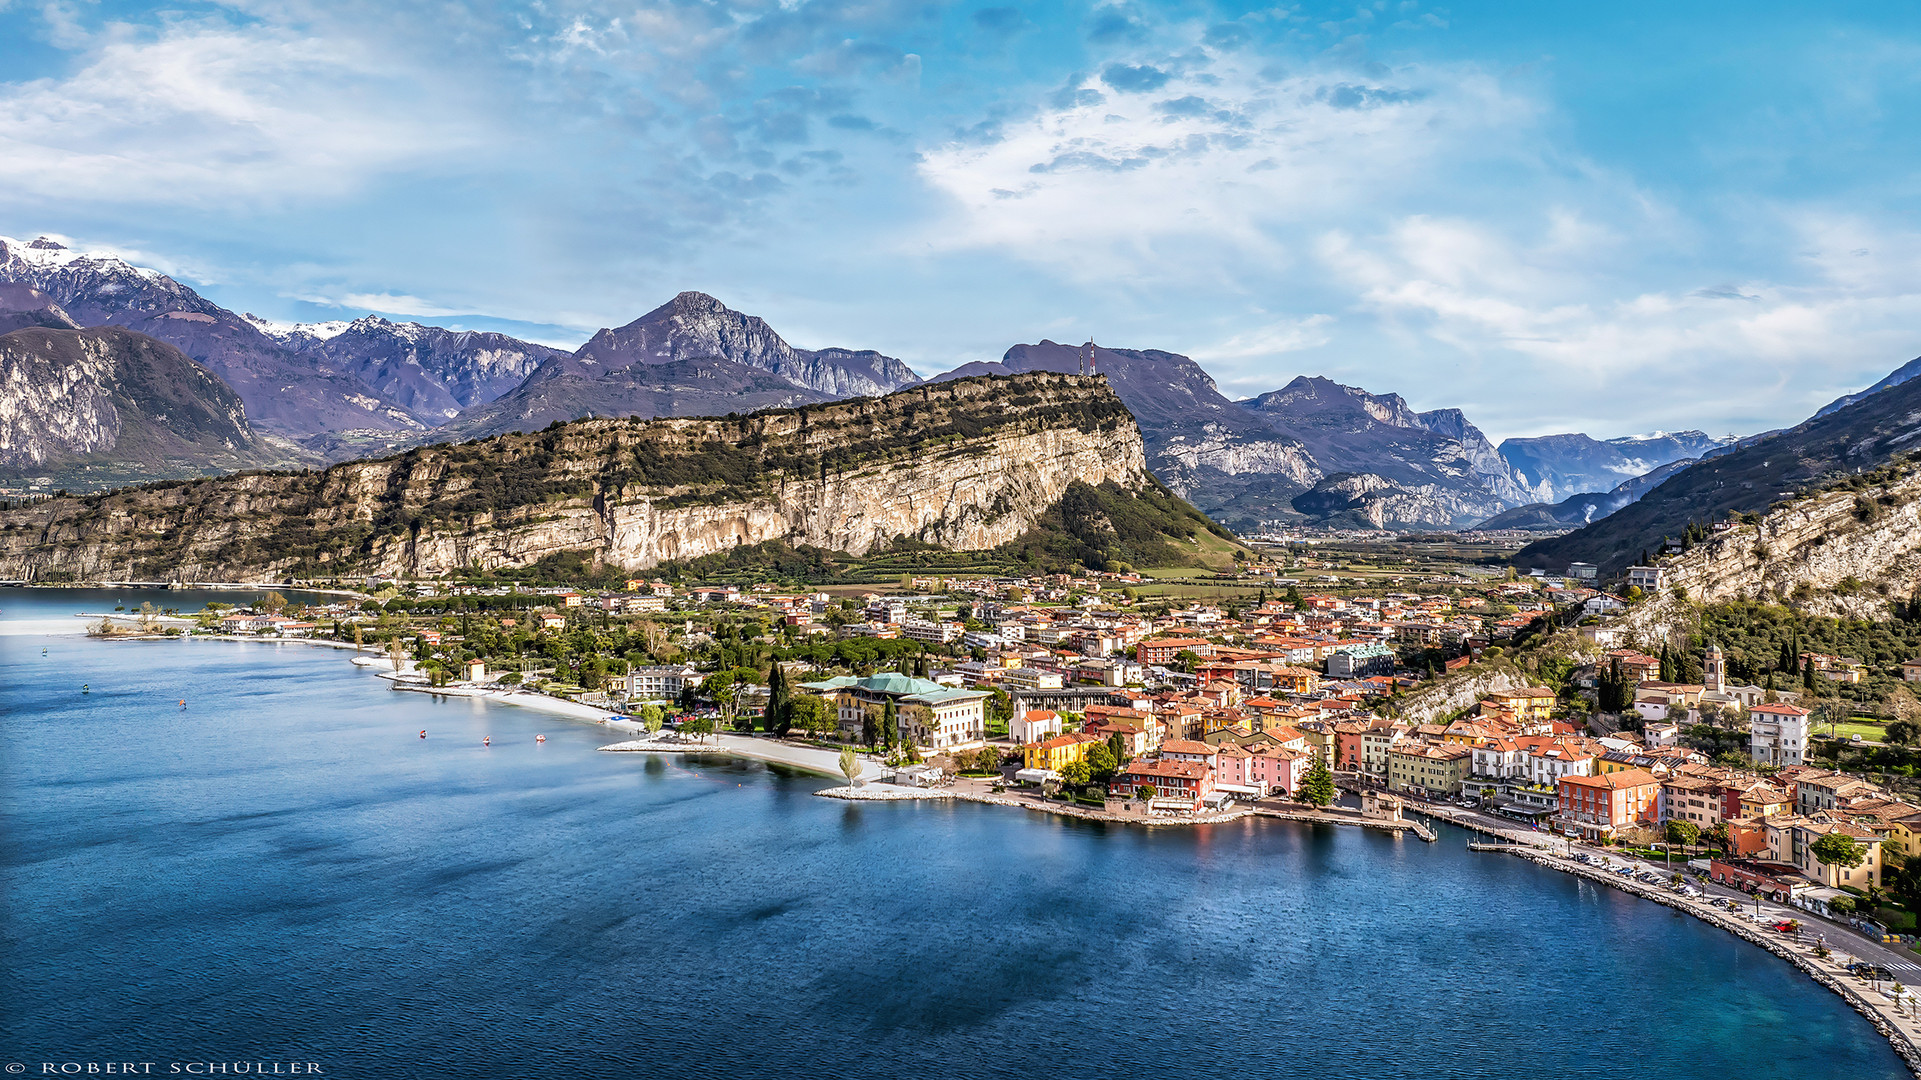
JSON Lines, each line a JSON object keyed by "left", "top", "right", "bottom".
{"left": 1483, "top": 687, "right": 1558, "bottom": 721}
{"left": 1024, "top": 733, "right": 1102, "bottom": 772}
{"left": 1386, "top": 743, "right": 1472, "bottom": 797}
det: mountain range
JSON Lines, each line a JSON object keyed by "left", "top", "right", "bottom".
{"left": 7, "top": 233, "right": 1831, "bottom": 536}
{"left": 1494, "top": 430, "right": 1729, "bottom": 503}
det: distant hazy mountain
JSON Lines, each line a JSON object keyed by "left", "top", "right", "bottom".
{"left": 1474, "top": 458, "right": 1698, "bottom": 530}
{"left": 571, "top": 291, "right": 921, "bottom": 398}
{"left": 0, "top": 236, "right": 424, "bottom": 441}
{"left": 250, "top": 314, "right": 565, "bottom": 422}
{"left": 1497, "top": 430, "right": 1731, "bottom": 501}
{"left": 1516, "top": 354, "right": 1921, "bottom": 573}
{"left": 1815, "top": 356, "right": 1921, "bottom": 418}
{"left": 0, "top": 320, "right": 296, "bottom": 490}
{"left": 436, "top": 357, "right": 833, "bottom": 442}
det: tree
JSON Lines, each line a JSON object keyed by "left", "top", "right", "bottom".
{"left": 788, "top": 695, "right": 834, "bottom": 739}
{"left": 261, "top": 591, "right": 288, "bottom": 614}
{"left": 1173, "top": 649, "right": 1202, "bottom": 674}
{"left": 639, "top": 703, "right": 664, "bottom": 733}
{"left": 1887, "top": 720, "right": 1920, "bottom": 747}
{"left": 683, "top": 713, "right": 715, "bottom": 742}
{"left": 839, "top": 747, "right": 861, "bottom": 788}
{"left": 1106, "top": 731, "right": 1130, "bottom": 767}
{"left": 387, "top": 637, "right": 407, "bottom": 674}
{"left": 1666, "top": 820, "right": 1701, "bottom": 847}
{"left": 881, "top": 697, "right": 899, "bottom": 751}
{"left": 763, "top": 662, "right": 791, "bottom": 733}
{"left": 1811, "top": 831, "right": 1867, "bottom": 871}
{"left": 860, "top": 707, "right": 879, "bottom": 747}
{"left": 1300, "top": 757, "right": 1337, "bottom": 807}
{"left": 1060, "top": 760, "right": 1092, "bottom": 789}
{"left": 1086, "top": 743, "right": 1119, "bottom": 786}
{"left": 1705, "top": 822, "right": 1731, "bottom": 852}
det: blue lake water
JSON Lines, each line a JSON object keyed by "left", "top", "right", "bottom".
{"left": 0, "top": 588, "right": 1909, "bottom": 1079}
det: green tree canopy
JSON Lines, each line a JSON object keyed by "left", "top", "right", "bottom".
{"left": 1299, "top": 758, "right": 1337, "bottom": 807}
{"left": 1811, "top": 831, "right": 1867, "bottom": 870}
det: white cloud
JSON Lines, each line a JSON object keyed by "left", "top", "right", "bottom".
{"left": 0, "top": 17, "right": 484, "bottom": 206}
{"left": 291, "top": 291, "right": 469, "bottom": 318}
{"left": 1319, "top": 211, "right": 1921, "bottom": 436}
{"left": 915, "top": 58, "right": 1536, "bottom": 278}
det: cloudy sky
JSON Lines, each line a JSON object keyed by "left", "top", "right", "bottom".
{"left": 2, "top": 0, "right": 1917, "bottom": 443}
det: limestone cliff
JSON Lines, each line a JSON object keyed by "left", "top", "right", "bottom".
{"left": 1630, "top": 461, "right": 1921, "bottom": 632}
{"left": 0, "top": 373, "right": 1152, "bottom": 582}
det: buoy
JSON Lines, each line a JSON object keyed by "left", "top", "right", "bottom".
{"left": 536, "top": 734, "right": 546, "bottom": 743}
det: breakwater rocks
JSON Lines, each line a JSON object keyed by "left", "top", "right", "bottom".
{"left": 1494, "top": 846, "right": 1921, "bottom": 1078}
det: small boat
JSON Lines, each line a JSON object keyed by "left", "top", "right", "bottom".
{"left": 419, "top": 730, "right": 427, "bottom": 739}
{"left": 482, "top": 736, "right": 491, "bottom": 747}
{"left": 81, "top": 684, "right": 90, "bottom": 693}
{"left": 536, "top": 734, "right": 546, "bottom": 743}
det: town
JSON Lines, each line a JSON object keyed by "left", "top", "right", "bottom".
{"left": 100, "top": 537, "right": 1921, "bottom": 943}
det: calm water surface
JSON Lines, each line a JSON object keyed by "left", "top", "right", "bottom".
{"left": 0, "top": 589, "right": 1908, "bottom": 1079}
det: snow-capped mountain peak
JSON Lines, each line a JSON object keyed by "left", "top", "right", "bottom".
{"left": 242, "top": 313, "right": 353, "bottom": 343}
{"left": 0, "top": 235, "right": 165, "bottom": 281}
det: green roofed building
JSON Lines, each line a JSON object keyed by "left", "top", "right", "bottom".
{"left": 801, "top": 672, "right": 990, "bottom": 751}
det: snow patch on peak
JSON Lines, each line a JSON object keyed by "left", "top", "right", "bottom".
{"left": 0, "top": 234, "right": 164, "bottom": 280}
{"left": 242, "top": 312, "right": 352, "bottom": 342}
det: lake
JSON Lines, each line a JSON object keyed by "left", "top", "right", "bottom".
{"left": 0, "top": 588, "right": 1907, "bottom": 1079}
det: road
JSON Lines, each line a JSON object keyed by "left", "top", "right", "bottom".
{"left": 1395, "top": 795, "right": 1921, "bottom": 979}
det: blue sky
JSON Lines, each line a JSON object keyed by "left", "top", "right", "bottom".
{"left": 2, "top": 1, "right": 1918, "bottom": 444}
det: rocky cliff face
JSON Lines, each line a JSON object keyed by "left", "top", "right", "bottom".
{"left": 1630, "top": 463, "right": 1921, "bottom": 626}
{"left": 0, "top": 326, "right": 293, "bottom": 489}
{"left": 1517, "top": 365, "right": 1921, "bottom": 574}
{"left": 0, "top": 236, "right": 426, "bottom": 441}
{"left": 0, "top": 373, "right": 1148, "bottom": 582}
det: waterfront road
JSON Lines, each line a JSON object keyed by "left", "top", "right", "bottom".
{"left": 1395, "top": 797, "right": 1921, "bottom": 980}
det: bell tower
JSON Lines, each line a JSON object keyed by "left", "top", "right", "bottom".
{"left": 1705, "top": 641, "right": 1726, "bottom": 694}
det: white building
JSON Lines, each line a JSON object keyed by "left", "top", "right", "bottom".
{"left": 1749, "top": 702, "right": 1810, "bottom": 767}
{"left": 903, "top": 618, "right": 962, "bottom": 645}
{"left": 1010, "top": 710, "right": 1064, "bottom": 744}
{"left": 1626, "top": 566, "right": 1664, "bottom": 593}
{"left": 625, "top": 664, "right": 701, "bottom": 699}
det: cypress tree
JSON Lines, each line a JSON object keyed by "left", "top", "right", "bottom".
{"left": 1659, "top": 641, "right": 1676, "bottom": 683}
{"left": 763, "top": 662, "right": 790, "bottom": 732}
{"left": 1803, "top": 657, "right": 1818, "bottom": 694}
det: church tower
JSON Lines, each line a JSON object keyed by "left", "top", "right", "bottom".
{"left": 1705, "top": 641, "right": 1726, "bottom": 693}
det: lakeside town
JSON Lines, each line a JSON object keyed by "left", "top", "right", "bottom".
{"left": 84, "top": 540, "right": 1921, "bottom": 944}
